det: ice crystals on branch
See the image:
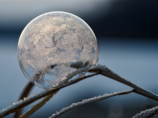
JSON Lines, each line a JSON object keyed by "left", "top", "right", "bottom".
{"left": 49, "top": 89, "right": 133, "bottom": 118}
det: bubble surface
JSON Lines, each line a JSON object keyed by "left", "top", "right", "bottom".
{"left": 18, "top": 11, "right": 98, "bottom": 89}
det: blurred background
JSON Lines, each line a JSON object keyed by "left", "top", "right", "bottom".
{"left": 1, "top": 0, "right": 158, "bottom": 118}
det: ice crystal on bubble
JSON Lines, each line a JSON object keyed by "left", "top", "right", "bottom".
{"left": 17, "top": 11, "right": 98, "bottom": 89}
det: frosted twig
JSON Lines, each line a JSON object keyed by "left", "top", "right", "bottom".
{"left": 19, "top": 92, "right": 57, "bottom": 118}
{"left": 49, "top": 89, "right": 134, "bottom": 118}
{"left": 0, "top": 73, "right": 98, "bottom": 117}
{"left": 62, "top": 66, "right": 92, "bottom": 83}
{"left": 90, "top": 64, "right": 158, "bottom": 101}
{"left": 14, "top": 82, "right": 34, "bottom": 118}
{"left": 1, "top": 64, "right": 158, "bottom": 117}
{"left": 19, "top": 65, "right": 85, "bottom": 118}
{"left": 14, "top": 72, "right": 46, "bottom": 118}
{"left": 132, "top": 106, "right": 158, "bottom": 118}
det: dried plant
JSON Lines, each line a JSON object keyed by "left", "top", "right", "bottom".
{"left": 0, "top": 64, "right": 158, "bottom": 118}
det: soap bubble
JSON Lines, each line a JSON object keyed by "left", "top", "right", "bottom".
{"left": 17, "top": 11, "right": 98, "bottom": 89}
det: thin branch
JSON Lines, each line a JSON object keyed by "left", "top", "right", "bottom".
{"left": 19, "top": 68, "right": 95, "bottom": 118}
{"left": 0, "top": 72, "right": 98, "bottom": 117}
{"left": 13, "top": 82, "right": 34, "bottom": 118}
{"left": 49, "top": 89, "right": 134, "bottom": 118}
{"left": 60, "top": 66, "right": 92, "bottom": 84}
{"left": 1, "top": 64, "right": 158, "bottom": 117}
{"left": 91, "top": 64, "right": 158, "bottom": 101}
{"left": 132, "top": 106, "right": 158, "bottom": 118}
{"left": 19, "top": 91, "right": 58, "bottom": 118}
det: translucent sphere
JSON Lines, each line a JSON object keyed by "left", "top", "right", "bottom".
{"left": 18, "top": 11, "right": 98, "bottom": 89}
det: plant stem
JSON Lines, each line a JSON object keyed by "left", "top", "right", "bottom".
{"left": 49, "top": 89, "right": 134, "bottom": 118}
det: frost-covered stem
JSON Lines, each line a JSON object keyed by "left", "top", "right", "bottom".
{"left": 91, "top": 65, "right": 158, "bottom": 101}
{"left": 0, "top": 73, "right": 98, "bottom": 117}
{"left": 19, "top": 65, "right": 83, "bottom": 118}
{"left": 132, "top": 106, "right": 158, "bottom": 118}
{"left": 60, "top": 66, "right": 92, "bottom": 84}
{"left": 14, "top": 82, "right": 34, "bottom": 118}
{"left": 1, "top": 64, "right": 158, "bottom": 117}
{"left": 19, "top": 92, "right": 56, "bottom": 118}
{"left": 49, "top": 89, "right": 134, "bottom": 118}
{"left": 15, "top": 71, "right": 58, "bottom": 118}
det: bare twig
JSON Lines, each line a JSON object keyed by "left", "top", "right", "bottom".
{"left": 132, "top": 106, "right": 158, "bottom": 118}
{"left": 49, "top": 89, "right": 134, "bottom": 118}
{"left": 0, "top": 72, "right": 98, "bottom": 117}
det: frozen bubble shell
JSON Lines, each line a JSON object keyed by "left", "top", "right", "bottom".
{"left": 18, "top": 11, "right": 98, "bottom": 89}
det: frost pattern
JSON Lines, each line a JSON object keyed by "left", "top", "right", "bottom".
{"left": 18, "top": 12, "right": 98, "bottom": 89}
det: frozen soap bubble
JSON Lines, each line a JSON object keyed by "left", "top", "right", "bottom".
{"left": 17, "top": 11, "right": 99, "bottom": 89}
